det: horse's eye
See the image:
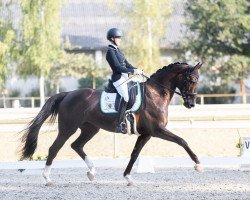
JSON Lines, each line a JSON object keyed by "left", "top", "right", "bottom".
{"left": 190, "top": 77, "right": 198, "bottom": 83}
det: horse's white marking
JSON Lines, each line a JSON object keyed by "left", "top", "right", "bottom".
{"left": 124, "top": 174, "right": 134, "bottom": 186}
{"left": 87, "top": 169, "right": 95, "bottom": 181}
{"left": 84, "top": 156, "right": 94, "bottom": 169}
{"left": 42, "top": 165, "right": 52, "bottom": 185}
{"left": 194, "top": 164, "right": 204, "bottom": 172}
{"left": 85, "top": 156, "right": 96, "bottom": 181}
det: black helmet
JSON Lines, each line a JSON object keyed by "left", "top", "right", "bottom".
{"left": 106, "top": 28, "right": 123, "bottom": 40}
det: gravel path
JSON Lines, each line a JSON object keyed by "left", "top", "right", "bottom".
{"left": 0, "top": 167, "right": 250, "bottom": 200}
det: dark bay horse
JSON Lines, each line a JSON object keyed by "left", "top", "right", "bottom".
{"left": 20, "top": 62, "right": 203, "bottom": 186}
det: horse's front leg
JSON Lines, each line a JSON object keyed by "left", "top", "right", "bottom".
{"left": 124, "top": 134, "right": 151, "bottom": 186}
{"left": 155, "top": 125, "right": 203, "bottom": 172}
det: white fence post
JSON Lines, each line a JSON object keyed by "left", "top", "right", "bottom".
{"left": 113, "top": 134, "right": 117, "bottom": 158}
{"left": 31, "top": 97, "right": 35, "bottom": 108}
{"left": 200, "top": 95, "right": 204, "bottom": 105}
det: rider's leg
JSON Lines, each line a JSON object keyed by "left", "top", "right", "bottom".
{"left": 116, "top": 98, "right": 128, "bottom": 133}
{"left": 113, "top": 77, "right": 129, "bottom": 133}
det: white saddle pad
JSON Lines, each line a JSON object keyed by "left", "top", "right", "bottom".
{"left": 100, "top": 82, "right": 142, "bottom": 114}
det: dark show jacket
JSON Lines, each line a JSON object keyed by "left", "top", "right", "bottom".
{"left": 106, "top": 44, "right": 136, "bottom": 82}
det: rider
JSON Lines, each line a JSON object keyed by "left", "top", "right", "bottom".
{"left": 106, "top": 28, "right": 144, "bottom": 133}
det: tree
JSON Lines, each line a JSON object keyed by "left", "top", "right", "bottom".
{"left": 78, "top": 76, "right": 107, "bottom": 89}
{"left": 0, "top": 0, "right": 19, "bottom": 107}
{"left": 19, "top": 0, "right": 63, "bottom": 106}
{"left": 49, "top": 51, "right": 101, "bottom": 92}
{"left": 0, "top": 22, "right": 15, "bottom": 90}
{"left": 182, "top": 0, "right": 250, "bottom": 101}
{"left": 107, "top": 0, "right": 172, "bottom": 74}
{"left": 49, "top": 37, "right": 109, "bottom": 91}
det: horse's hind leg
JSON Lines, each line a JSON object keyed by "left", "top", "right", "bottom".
{"left": 71, "top": 122, "right": 100, "bottom": 181}
{"left": 43, "top": 130, "right": 75, "bottom": 185}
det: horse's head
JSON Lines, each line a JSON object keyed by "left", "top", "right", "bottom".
{"left": 148, "top": 62, "right": 202, "bottom": 108}
{"left": 177, "top": 62, "right": 202, "bottom": 108}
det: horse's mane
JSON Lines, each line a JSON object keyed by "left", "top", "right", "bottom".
{"left": 150, "top": 62, "right": 188, "bottom": 79}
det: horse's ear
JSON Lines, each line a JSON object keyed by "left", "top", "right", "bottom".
{"left": 194, "top": 62, "right": 203, "bottom": 70}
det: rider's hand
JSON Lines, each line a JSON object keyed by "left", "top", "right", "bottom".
{"left": 134, "top": 69, "right": 144, "bottom": 75}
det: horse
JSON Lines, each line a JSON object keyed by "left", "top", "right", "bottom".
{"left": 20, "top": 62, "right": 203, "bottom": 186}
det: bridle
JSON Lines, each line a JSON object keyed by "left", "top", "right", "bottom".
{"left": 180, "top": 65, "right": 199, "bottom": 101}
{"left": 142, "top": 65, "right": 198, "bottom": 101}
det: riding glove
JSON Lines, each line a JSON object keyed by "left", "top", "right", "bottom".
{"left": 134, "top": 69, "right": 144, "bottom": 75}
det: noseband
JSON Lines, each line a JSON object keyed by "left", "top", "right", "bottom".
{"left": 180, "top": 65, "right": 199, "bottom": 101}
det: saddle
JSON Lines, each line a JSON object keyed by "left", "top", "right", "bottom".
{"left": 100, "top": 79, "right": 142, "bottom": 114}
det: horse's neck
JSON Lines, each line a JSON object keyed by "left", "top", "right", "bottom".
{"left": 146, "top": 73, "right": 178, "bottom": 96}
{"left": 143, "top": 80, "right": 175, "bottom": 103}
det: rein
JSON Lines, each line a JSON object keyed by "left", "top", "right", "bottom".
{"left": 141, "top": 74, "right": 182, "bottom": 97}
{"left": 109, "top": 74, "right": 137, "bottom": 92}
{"left": 108, "top": 65, "right": 197, "bottom": 106}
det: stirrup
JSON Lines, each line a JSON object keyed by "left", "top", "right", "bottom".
{"left": 115, "top": 122, "right": 127, "bottom": 134}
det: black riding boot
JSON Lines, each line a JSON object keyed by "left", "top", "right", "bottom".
{"left": 115, "top": 99, "right": 128, "bottom": 134}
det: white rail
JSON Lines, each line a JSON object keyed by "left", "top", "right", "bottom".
{"left": 1, "top": 104, "right": 250, "bottom": 132}
{"left": 0, "top": 93, "right": 250, "bottom": 108}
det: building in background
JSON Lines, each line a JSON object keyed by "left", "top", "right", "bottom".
{"left": 62, "top": 0, "right": 185, "bottom": 64}
{"left": 4, "top": 0, "right": 186, "bottom": 98}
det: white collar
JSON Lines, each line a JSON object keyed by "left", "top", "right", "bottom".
{"left": 109, "top": 43, "right": 118, "bottom": 49}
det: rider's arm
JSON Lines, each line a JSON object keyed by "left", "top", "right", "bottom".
{"left": 106, "top": 49, "right": 134, "bottom": 74}
{"left": 124, "top": 59, "right": 137, "bottom": 70}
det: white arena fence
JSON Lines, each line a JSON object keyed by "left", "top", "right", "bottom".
{"left": 0, "top": 93, "right": 250, "bottom": 108}
{"left": 1, "top": 104, "right": 250, "bottom": 170}
{"left": 1, "top": 104, "right": 250, "bottom": 132}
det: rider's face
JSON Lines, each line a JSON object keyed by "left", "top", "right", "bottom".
{"left": 113, "top": 37, "right": 121, "bottom": 46}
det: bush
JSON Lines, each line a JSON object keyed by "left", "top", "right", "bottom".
{"left": 25, "top": 88, "right": 40, "bottom": 107}
{"left": 9, "top": 89, "right": 21, "bottom": 97}
{"left": 197, "top": 85, "right": 236, "bottom": 104}
{"left": 78, "top": 77, "right": 107, "bottom": 89}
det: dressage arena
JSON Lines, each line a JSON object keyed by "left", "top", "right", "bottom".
{"left": 1, "top": 167, "right": 250, "bottom": 199}
{"left": 0, "top": 105, "right": 250, "bottom": 199}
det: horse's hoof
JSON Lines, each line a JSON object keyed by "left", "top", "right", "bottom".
{"left": 124, "top": 175, "right": 134, "bottom": 186}
{"left": 87, "top": 171, "right": 95, "bottom": 181}
{"left": 45, "top": 181, "right": 54, "bottom": 186}
{"left": 194, "top": 164, "right": 204, "bottom": 172}
{"left": 127, "top": 182, "right": 134, "bottom": 186}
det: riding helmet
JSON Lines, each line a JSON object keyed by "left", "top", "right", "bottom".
{"left": 106, "top": 28, "right": 123, "bottom": 40}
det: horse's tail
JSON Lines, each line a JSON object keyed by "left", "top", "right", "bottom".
{"left": 19, "top": 92, "right": 68, "bottom": 160}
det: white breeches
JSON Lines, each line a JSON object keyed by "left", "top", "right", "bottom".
{"left": 113, "top": 73, "right": 129, "bottom": 102}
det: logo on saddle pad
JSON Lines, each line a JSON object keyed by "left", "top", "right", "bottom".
{"left": 100, "top": 82, "right": 142, "bottom": 114}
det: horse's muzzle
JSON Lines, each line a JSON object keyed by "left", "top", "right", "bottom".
{"left": 184, "top": 99, "right": 195, "bottom": 109}
{"left": 182, "top": 92, "right": 197, "bottom": 109}
{"left": 184, "top": 103, "right": 193, "bottom": 109}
